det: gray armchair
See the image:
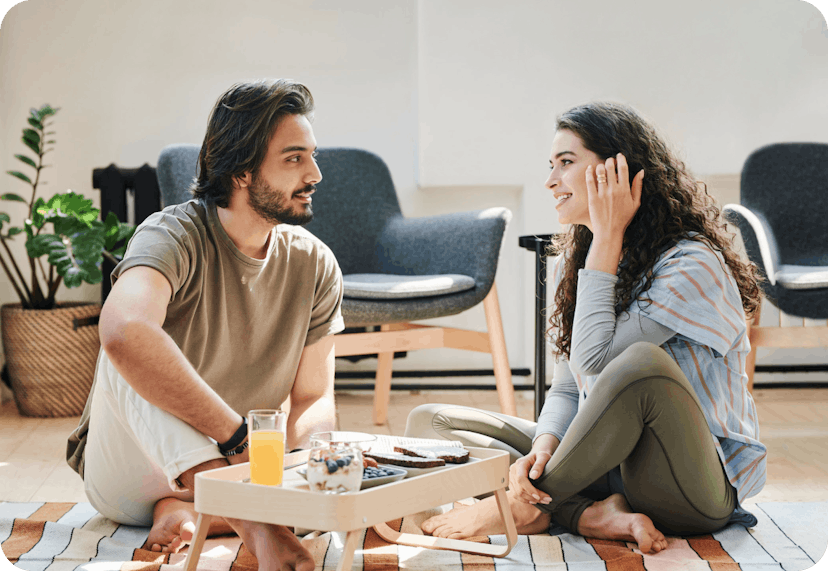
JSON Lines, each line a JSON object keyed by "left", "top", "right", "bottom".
{"left": 157, "top": 145, "right": 515, "bottom": 424}
{"left": 723, "top": 142, "right": 828, "bottom": 388}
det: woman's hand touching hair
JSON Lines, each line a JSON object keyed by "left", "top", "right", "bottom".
{"left": 583, "top": 153, "right": 645, "bottom": 276}
{"left": 585, "top": 153, "right": 645, "bottom": 242}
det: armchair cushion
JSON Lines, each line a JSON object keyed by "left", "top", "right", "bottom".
{"left": 343, "top": 273, "right": 475, "bottom": 300}
{"left": 775, "top": 265, "right": 828, "bottom": 290}
{"left": 377, "top": 207, "right": 511, "bottom": 288}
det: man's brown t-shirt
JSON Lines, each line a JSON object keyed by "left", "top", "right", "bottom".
{"left": 67, "top": 199, "right": 343, "bottom": 476}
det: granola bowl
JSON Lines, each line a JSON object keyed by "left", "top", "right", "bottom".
{"left": 306, "top": 432, "right": 376, "bottom": 493}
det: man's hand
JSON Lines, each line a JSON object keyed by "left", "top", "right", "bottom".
{"left": 509, "top": 433, "right": 560, "bottom": 505}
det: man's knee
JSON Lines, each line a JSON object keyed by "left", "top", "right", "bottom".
{"left": 84, "top": 478, "right": 155, "bottom": 526}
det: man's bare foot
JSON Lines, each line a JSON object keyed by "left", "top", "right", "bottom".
{"left": 577, "top": 494, "right": 668, "bottom": 554}
{"left": 145, "top": 497, "right": 234, "bottom": 553}
{"left": 421, "top": 491, "right": 551, "bottom": 539}
{"left": 226, "top": 518, "right": 315, "bottom": 571}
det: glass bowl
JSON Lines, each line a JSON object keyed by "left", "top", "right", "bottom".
{"left": 306, "top": 432, "right": 376, "bottom": 494}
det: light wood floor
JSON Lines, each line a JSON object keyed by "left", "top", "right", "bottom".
{"left": 1, "top": 387, "right": 826, "bottom": 509}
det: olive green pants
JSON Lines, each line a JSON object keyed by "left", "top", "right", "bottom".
{"left": 404, "top": 342, "right": 736, "bottom": 535}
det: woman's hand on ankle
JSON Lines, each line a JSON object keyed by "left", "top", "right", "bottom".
{"left": 508, "top": 434, "right": 559, "bottom": 505}
{"left": 510, "top": 450, "right": 552, "bottom": 505}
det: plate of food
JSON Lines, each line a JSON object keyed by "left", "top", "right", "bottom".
{"left": 297, "top": 463, "right": 408, "bottom": 490}
{"left": 364, "top": 445, "right": 473, "bottom": 477}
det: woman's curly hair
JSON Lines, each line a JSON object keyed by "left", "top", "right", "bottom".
{"left": 548, "top": 102, "right": 762, "bottom": 359}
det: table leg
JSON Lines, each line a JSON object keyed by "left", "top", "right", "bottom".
{"left": 184, "top": 513, "right": 212, "bottom": 571}
{"left": 534, "top": 239, "right": 547, "bottom": 420}
{"left": 337, "top": 529, "right": 363, "bottom": 571}
{"left": 373, "top": 486, "right": 517, "bottom": 558}
{"left": 494, "top": 487, "right": 518, "bottom": 548}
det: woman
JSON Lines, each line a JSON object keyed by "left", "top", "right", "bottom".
{"left": 404, "top": 102, "right": 766, "bottom": 554}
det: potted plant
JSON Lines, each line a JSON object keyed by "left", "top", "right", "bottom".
{"left": 0, "top": 104, "right": 134, "bottom": 416}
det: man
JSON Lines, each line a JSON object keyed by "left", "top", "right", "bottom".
{"left": 67, "top": 79, "right": 343, "bottom": 571}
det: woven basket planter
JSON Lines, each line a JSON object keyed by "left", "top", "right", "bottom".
{"left": 1, "top": 302, "right": 101, "bottom": 417}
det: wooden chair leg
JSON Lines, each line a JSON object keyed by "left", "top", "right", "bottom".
{"left": 745, "top": 300, "right": 762, "bottom": 393}
{"left": 373, "top": 324, "right": 394, "bottom": 425}
{"left": 483, "top": 283, "right": 517, "bottom": 416}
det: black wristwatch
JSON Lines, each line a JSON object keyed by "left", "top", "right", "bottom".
{"left": 219, "top": 416, "right": 248, "bottom": 457}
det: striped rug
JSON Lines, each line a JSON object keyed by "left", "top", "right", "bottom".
{"left": 1, "top": 501, "right": 825, "bottom": 570}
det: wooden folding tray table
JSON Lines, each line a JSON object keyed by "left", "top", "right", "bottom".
{"left": 184, "top": 447, "right": 517, "bottom": 571}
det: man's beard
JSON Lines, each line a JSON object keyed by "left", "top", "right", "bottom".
{"left": 247, "top": 174, "right": 314, "bottom": 226}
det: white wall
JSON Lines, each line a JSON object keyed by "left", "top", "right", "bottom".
{"left": 417, "top": 0, "right": 828, "bottom": 371}
{"left": 0, "top": 0, "right": 420, "bottom": 362}
{"left": 2, "top": 0, "right": 827, "bottom": 377}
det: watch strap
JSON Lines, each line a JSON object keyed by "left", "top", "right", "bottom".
{"left": 218, "top": 416, "right": 248, "bottom": 453}
{"left": 221, "top": 440, "right": 249, "bottom": 457}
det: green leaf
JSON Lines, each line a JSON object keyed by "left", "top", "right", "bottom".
{"left": 23, "top": 129, "right": 41, "bottom": 145}
{"left": 27, "top": 226, "right": 105, "bottom": 288}
{"left": 30, "top": 197, "right": 46, "bottom": 230}
{"left": 14, "top": 154, "right": 38, "bottom": 168}
{"left": 0, "top": 213, "right": 9, "bottom": 224}
{"left": 45, "top": 140, "right": 56, "bottom": 145}
{"left": 27, "top": 117, "right": 43, "bottom": 130}
{"left": 6, "top": 170, "right": 33, "bottom": 185}
{"left": 7, "top": 227, "right": 23, "bottom": 237}
{"left": 0, "top": 193, "right": 27, "bottom": 203}
{"left": 102, "top": 212, "right": 136, "bottom": 252}
{"left": 37, "top": 104, "right": 58, "bottom": 118}
{"left": 22, "top": 136, "right": 40, "bottom": 155}
{"left": 26, "top": 233, "right": 56, "bottom": 258}
{"left": 39, "top": 192, "right": 99, "bottom": 229}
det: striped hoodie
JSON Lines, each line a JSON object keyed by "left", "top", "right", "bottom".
{"left": 568, "top": 239, "right": 766, "bottom": 503}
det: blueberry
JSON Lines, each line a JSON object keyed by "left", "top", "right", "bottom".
{"left": 336, "top": 458, "right": 346, "bottom": 467}
{"left": 326, "top": 460, "right": 339, "bottom": 474}
{"left": 342, "top": 455, "right": 353, "bottom": 466}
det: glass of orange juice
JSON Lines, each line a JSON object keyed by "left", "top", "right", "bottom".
{"left": 248, "top": 409, "right": 287, "bottom": 486}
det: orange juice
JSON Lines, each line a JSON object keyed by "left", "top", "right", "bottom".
{"left": 250, "top": 430, "right": 285, "bottom": 485}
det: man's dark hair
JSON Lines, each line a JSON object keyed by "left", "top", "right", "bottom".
{"left": 192, "top": 79, "right": 315, "bottom": 207}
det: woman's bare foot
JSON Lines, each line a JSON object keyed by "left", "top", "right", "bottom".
{"left": 226, "top": 518, "right": 315, "bottom": 571}
{"left": 145, "top": 497, "right": 234, "bottom": 553}
{"left": 577, "top": 494, "right": 668, "bottom": 554}
{"left": 421, "top": 491, "right": 551, "bottom": 539}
